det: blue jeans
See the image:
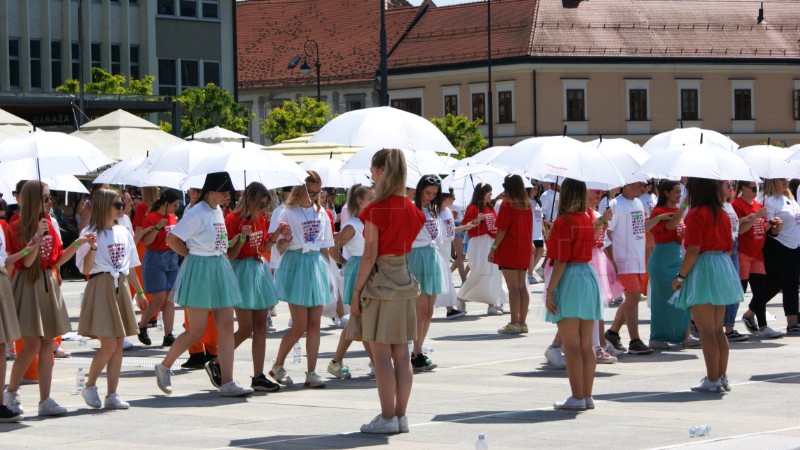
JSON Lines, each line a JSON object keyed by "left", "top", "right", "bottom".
{"left": 724, "top": 240, "right": 740, "bottom": 327}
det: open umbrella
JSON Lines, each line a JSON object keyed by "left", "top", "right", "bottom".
{"left": 182, "top": 147, "right": 308, "bottom": 191}
{"left": 341, "top": 147, "right": 447, "bottom": 188}
{"left": 93, "top": 156, "right": 146, "bottom": 185}
{"left": 309, "top": 106, "right": 457, "bottom": 154}
{"left": 0, "top": 131, "right": 112, "bottom": 180}
{"left": 448, "top": 146, "right": 509, "bottom": 170}
{"left": 643, "top": 127, "right": 739, "bottom": 153}
{"left": 0, "top": 108, "right": 33, "bottom": 142}
{"left": 587, "top": 138, "right": 651, "bottom": 184}
{"left": 739, "top": 145, "right": 800, "bottom": 179}
{"left": 636, "top": 143, "right": 758, "bottom": 181}
{"left": 299, "top": 158, "right": 370, "bottom": 189}
{"left": 190, "top": 126, "right": 249, "bottom": 142}
{"left": 123, "top": 140, "right": 223, "bottom": 188}
{"left": 442, "top": 163, "right": 531, "bottom": 206}
{"left": 71, "top": 109, "right": 183, "bottom": 161}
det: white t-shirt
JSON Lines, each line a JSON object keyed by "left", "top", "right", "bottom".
{"left": 268, "top": 204, "right": 286, "bottom": 269}
{"left": 412, "top": 207, "right": 440, "bottom": 248}
{"left": 49, "top": 213, "right": 62, "bottom": 242}
{"left": 279, "top": 205, "right": 334, "bottom": 252}
{"left": 451, "top": 203, "right": 465, "bottom": 225}
{"left": 339, "top": 204, "right": 350, "bottom": 225}
{"left": 608, "top": 195, "right": 647, "bottom": 274}
{"left": 765, "top": 195, "right": 800, "bottom": 249}
{"left": 117, "top": 214, "right": 134, "bottom": 236}
{"left": 76, "top": 225, "right": 140, "bottom": 286}
{"left": 541, "top": 189, "right": 559, "bottom": 221}
{"left": 722, "top": 202, "right": 739, "bottom": 242}
{"left": 0, "top": 224, "right": 8, "bottom": 267}
{"left": 341, "top": 217, "right": 365, "bottom": 260}
{"left": 493, "top": 199, "right": 503, "bottom": 215}
{"left": 639, "top": 193, "right": 657, "bottom": 219}
{"left": 170, "top": 201, "right": 228, "bottom": 257}
{"left": 440, "top": 208, "right": 456, "bottom": 244}
{"left": 531, "top": 200, "right": 543, "bottom": 241}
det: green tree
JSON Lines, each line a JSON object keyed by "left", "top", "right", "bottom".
{"left": 429, "top": 114, "right": 487, "bottom": 159}
{"left": 261, "top": 97, "right": 331, "bottom": 144}
{"left": 56, "top": 67, "right": 154, "bottom": 95}
{"left": 175, "top": 83, "right": 253, "bottom": 138}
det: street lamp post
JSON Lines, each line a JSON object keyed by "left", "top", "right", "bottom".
{"left": 288, "top": 39, "right": 321, "bottom": 103}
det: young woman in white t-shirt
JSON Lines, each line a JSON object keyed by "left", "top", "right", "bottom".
{"left": 527, "top": 181, "right": 545, "bottom": 284}
{"left": 76, "top": 189, "right": 147, "bottom": 410}
{"left": 762, "top": 178, "right": 799, "bottom": 333}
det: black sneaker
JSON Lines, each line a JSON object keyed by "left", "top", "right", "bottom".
{"left": 446, "top": 309, "right": 465, "bottom": 320}
{"left": 725, "top": 330, "right": 749, "bottom": 342}
{"left": 604, "top": 330, "right": 627, "bottom": 352}
{"left": 741, "top": 314, "right": 759, "bottom": 334}
{"left": 180, "top": 352, "right": 208, "bottom": 369}
{"left": 690, "top": 320, "right": 700, "bottom": 338}
{"left": 627, "top": 339, "right": 653, "bottom": 355}
{"left": 411, "top": 353, "right": 437, "bottom": 373}
{"left": 787, "top": 323, "right": 800, "bottom": 334}
{"left": 205, "top": 351, "right": 217, "bottom": 362}
{"left": 251, "top": 373, "right": 281, "bottom": 392}
{"left": 161, "top": 334, "right": 176, "bottom": 347}
{"left": 205, "top": 360, "right": 222, "bottom": 388}
{"left": 137, "top": 328, "right": 151, "bottom": 346}
{"left": 0, "top": 404, "right": 21, "bottom": 423}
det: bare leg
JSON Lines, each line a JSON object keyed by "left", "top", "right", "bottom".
{"left": 161, "top": 307, "right": 209, "bottom": 368}
{"left": 250, "top": 309, "right": 269, "bottom": 376}
{"left": 7, "top": 337, "right": 41, "bottom": 392}
{"left": 579, "top": 320, "right": 596, "bottom": 398}
{"left": 391, "top": 342, "right": 413, "bottom": 417}
{"left": 371, "top": 342, "right": 397, "bottom": 418}
{"left": 333, "top": 322, "right": 354, "bottom": 363}
{"left": 305, "top": 306, "right": 323, "bottom": 373}
{"left": 139, "top": 291, "right": 167, "bottom": 329}
{"left": 87, "top": 337, "right": 119, "bottom": 387}
{"left": 212, "top": 307, "right": 236, "bottom": 385}
{"left": 274, "top": 305, "right": 309, "bottom": 366}
{"left": 451, "top": 237, "right": 467, "bottom": 282}
{"left": 37, "top": 338, "right": 55, "bottom": 401}
{"left": 692, "top": 304, "right": 725, "bottom": 381}
{"left": 106, "top": 338, "right": 124, "bottom": 395}
{"left": 622, "top": 292, "right": 642, "bottom": 340}
{"left": 413, "top": 295, "right": 436, "bottom": 354}
{"left": 557, "top": 318, "right": 584, "bottom": 399}
{"left": 0, "top": 344, "right": 5, "bottom": 405}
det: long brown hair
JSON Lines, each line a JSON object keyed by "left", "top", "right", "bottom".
{"left": 141, "top": 187, "right": 160, "bottom": 209}
{"left": 372, "top": 149, "right": 407, "bottom": 203}
{"left": 88, "top": 188, "right": 120, "bottom": 232}
{"left": 232, "top": 182, "right": 269, "bottom": 218}
{"left": 502, "top": 175, "right": 532, "bottom": 210}
{"left": 468, "top": 183, "right": 493, "bottom": 211}
{"left": 285, "top": 171, "right": 323, "bottom": 212}
{"left": 686, "top": 177, "right": 722, "bottom": 217}
{"left": 17, "top": 181, "right": 49, "bottom": 282}
{"left": 558, "top": 178, "right": 587, "bottom": 217}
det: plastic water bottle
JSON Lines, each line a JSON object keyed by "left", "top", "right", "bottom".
{"left": 76, "top": 367, "right": 86, "bottom": 393}
{"left": 157, "top": 312, "right": 164, "bottom": 332}
{"left": 408, "top": 340, "right": 414, "bottom": 355}
{"left": 689, "top": 425, "right": 710, "bottom": 437}
{"left": 422, "top": 345, "right": 434, "bottom": 354}
{"left": 475, "top": 433, "right": 488, "bottom": 450}
{"left": 292, "top": 340, "right": 302, "bottom": 364}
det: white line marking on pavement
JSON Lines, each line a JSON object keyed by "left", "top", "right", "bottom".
{"left": 647, "top": 425, "right": 800, "bottom": 449}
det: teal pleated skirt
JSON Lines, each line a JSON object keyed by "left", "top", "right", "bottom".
{"left": 342, "top": 256, "right": 361, "bottom": 305}
{"left": 274, "top": 250, "right": 332, "bottom": 307}
{"left": 670, "top": 252, "right": 743, "bottom": 311}
{"left": 546, "top": 263, "right": 602, "bottom": 323}
{"left": 407, "top": 246, "right": 443, "bottom": 295}
{"left": 230, "top": 258, "right": 280, "bottom": 310}
{"left": 172, "top": 255, "right": 242, "bottom": 309}
{"left": 648, "top": 242, "right": 692, "bottom": 343}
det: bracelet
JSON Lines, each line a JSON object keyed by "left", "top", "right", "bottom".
{"left": 676, "top": 274, "right": 686, "bottom": 281}
{"left": 21, "top": 248, "right": 29, "bottom": 256}
{"left": 90, "top": 246, "right": 97, "bottom": 251}
{"left": 239, "top": 235, "right": 245, "bottom": 243}
{"left": 658, "top": 214, "right": 663, "bottom": 221}
{"left": 599, "top": 217, "right": 607, "bottom": 224}
{"left": 681, "top": 202, "right": 688, "bottom": 209}
{"left": 136, "top": 291, "right": 144, "bottom": 296}
{"left": 491, "top": 243, "right": 498, "bottom": 250}
{"left": 154, "top": 225, "right": 162, "bottom": 231}
{"left": 72, "top": 240, "right": 81, "bottom": 248}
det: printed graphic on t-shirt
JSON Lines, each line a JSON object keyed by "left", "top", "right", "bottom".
{"left": 534, "top": 207, "right": 543, "bottom": 223}
{"left": 444, "top": 218, "right": 455, "bottom": 239}
{"left": 484, "top": 214, "right": 497, "bottom": 232}
{"left": 727, "top": 211, "right": 740, "bottom": 236}
{"left": 249, "top": 230, "right": 264, "bottom": 251}
{"left": 163, "top": 225, "right": 174, "bottom": 236}
{"left": 213, "top": 223, "right": 227, "bottom": 253}
{"left": 425, "top": 217, "right": 439, "bottom": 240}
{"left": 676, "top": 221, "right": 686, "bottom": 239}
{"left": 753, "top": 218, "right": 765, "bottom": 238}
{"left": 107, "top": 242, "right": 126, "bottom": 270}
{"left": 302, "top": 219, "right": 321, "bottom": 243}
{"left": 40, "top": 234, "right": 54, "bottom": 260}
{"left": 594, "top": 229, "right": 605, "bottom": 248}
{"left": 789, "top": 201, "right": 800, "bottom": 225}
{"left": 631, "top": 211, "right": 645, "bottom": 239}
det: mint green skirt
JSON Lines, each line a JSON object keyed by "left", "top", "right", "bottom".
{"left": 670, "top": 252, "right": 743, "bottom": 310}
{"left": 274, "top": 250, "right": 332, "bottom": 307}
{"left": 230, "top": 258, "right": 279, "bottom": 310}
{"left": 407, "top": 246, "right": 443, "bottom": 295}
{"left": 546, "top": 263, "right": 602, "bottom": 323}
{"left": 172, "top": 255, "right": 242, "bottom": 309}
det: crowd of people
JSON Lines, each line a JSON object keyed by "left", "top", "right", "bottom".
{"left": 1, "top": 153, "right": 798, "bottom": 431}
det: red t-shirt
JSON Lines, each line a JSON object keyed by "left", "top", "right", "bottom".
{"left": 495, "top": 201, "right": 533, "bottom": 269}
{"left": 650, "top": 206, "right": 686, "bottom": 244}
{"left": 226, "top": 211, "right": 268, "bottom": 259}
{"left": 132, "top": 202, "right": 149, "bottom": 230}
{"left": 325, "top": 209, "right": 335, "bottom": 234}
{"left": 6, "top": 215, "right": 63, "bottom": 272}
{"left": 684, "top": 206, "right": 733, "bottom": 253}
{"left": 462, "top": 205, "right": 498, "bottom": 238}
{"left": 546, "top": 212, "right": 594, "bottom": 263}
{"left": 360, "top": 195, "right": 425, "bottom": 256}
{"left": 142, "top": 211, "right": 177, "bottom": 251}
{"left": 732, "top": 197, "right": 766, "bottom": 260}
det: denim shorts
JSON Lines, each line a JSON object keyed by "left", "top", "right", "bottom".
{"left": 142, "top": 248, "right": 179, "bottom": 294}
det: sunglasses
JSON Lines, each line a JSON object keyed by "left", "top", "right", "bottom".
{"left": 42, "top": 195, "right": 52, "bottom": 202}
{"left": 260, "top": 202, "right": 270, "bottom": 209}
{"left": 743, "top": 184, "right": 757, "bottom": 190}
{"left": 307, "top": 190, "right": 321, "bottom": 196}
{"left": 423, "top": 177, "right": 441, "bottom": 185}
{"left": 112, "top": 202, "right": 125, "bottom": 210}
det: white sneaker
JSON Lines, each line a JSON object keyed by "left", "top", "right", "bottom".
{"left": 360, "top": 414, "right": 400, "bottom": 434}
{"left": 691, "top": 376, "right": 723, "bottom": 393}
{"left": 267, "top": 317, "right": 276, "bottom": 332}
{"left": 327, "top": 360, "right": 352, "bottom": 379}
{"left": 103, "top": 393, "right": 130, "bottom": 409}
{"left": 487, "top": 305, "right": 503, "bottom": 316}
{"left": 544, "top": 345, "right": 566, "bottom": 369}
{"left": 756, "top": 327, "right": 784, "bottom": 339}
{"left": 585, "top": 397, "right": 595, "bottom": 410}
{"left": 553, "top": 396, "right": 587, "bottom": 411}
{"left": 497, "top": 322, "right": 522, "bottom": 334}
{"left": 122, "top": 339, "right": 134, "bottom": 350}
{"left": 269, "top": 365, "right": 294, "bottom": 386}
{"left": 339, "top": 314, "right": 350, "bottom": 329}
{"left": 720, "top": 374, "right": 732, "bottom": 392}
{"left": 155, "top": 363, "right": 173, "bottom": 394}
{"left": 82, "top": 385, "right": 102, "bottom": 408}
{"left": 603, "top": 343, "right": 625, "bottom": 357}
{"left": 595, "top": 346, "right": 618, "bottom": 364}
{"left": 398, "top": 415, "right": 409, "bottom": 433}
{"left": 304, "top": 371, "right": 326, "bottom": 388}
{"left": 38, "top": 397, "right": 67, "bottom": 416}
{"left": 3, "top": 389, "right": 22, "bottom": 414}
{"left": 219, "top": 381, "right": 254, "bottom": 397}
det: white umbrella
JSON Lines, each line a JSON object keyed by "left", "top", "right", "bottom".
{"left": 299, "top": 158, "right": 370, "bottom": 189}
{"left": 449, "top": 146, "right": 509, "bottom": 170}
{"left": 182, "top": 148, "right": 308, "bottom": 190}
{"left": 488, "top": 136, "right": 627, "bottom": 189}
{"left": 94, "top": 156, "right": 146, "bottom": 185}
{"left": 41, "top": 175, "right": 90, "bottom": 194}
{"left": 443, "top": 164, "right": 531, "bottom": 206}
{"left": 739, "top": 145, "right": 800, "bottom": 179}
{"left": 643, "top": 127, "right": 739, "bottom": 153}
{"left": 587, "top": 138, "right": 651, "bottom": 184}
{"left": 0, "top": 131, "right": 112, "bottom": 180}
{"left": 309, "top": 106, "right": 457, "bottom": 154}
{"left": 636, "top": 143, "right": 758, "bottom": 181}
{"left": 341, "top": 147, "right": 447, "bottom": 188}
{"left": 124, "top": 140, "right": 223, "bottom": 188}
{"left": 190, "top": 126, "right": 249, "bottom": 142}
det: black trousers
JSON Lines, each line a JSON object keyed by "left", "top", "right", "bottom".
{"left": 762, "top": 236, "right": 800, "bottom": 320}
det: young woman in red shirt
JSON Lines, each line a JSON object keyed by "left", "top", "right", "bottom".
{"left": 348, "top": 149, "right": 426, "bottom": 434}
{"left": 672, "top": 177, "right": 744, "bottom": 393}
{"left": 489, "top": 175, "right": 532, "bottom": 334}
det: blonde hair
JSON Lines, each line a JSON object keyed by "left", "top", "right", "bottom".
{"left": 89, "top": 188, "right": 121, "bottom": 232}
{"left": 233, "top": 182, "right": 270, "bottom": 217}
{"left": 372, "top": 149, "right": 406, "bottom": 203}
{"left": 284, "top": 171, "right": 323, "bottom": 212}
{"left": 763, "top": 179, "right": 793, "bottom": 200}
{"left": 558, "top": 178, "right": 587, "bottom": 216}
{"left": 141, "top": 187, "right": 160, "bottom": 209}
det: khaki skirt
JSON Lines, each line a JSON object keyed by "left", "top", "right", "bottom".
{"left": 0, "top": 270, "right": 22, "bottom": 344}
{"left": 13, "top": 268, "right": 72, "bottom": 339}
{"left": 347, "top": 255, "right": 419, "bottom": 345}
{"left": 78, "top": 273, "right": 138, "bottom": 339}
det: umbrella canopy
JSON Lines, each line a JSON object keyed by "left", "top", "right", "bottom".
{"left": 264, "top": 133, "right": 360, "bottom": 163}
{"left": 0, "top": 108, "right": 33, "bottom": 142}
{"left": 448, "top": 146, "right": 509, "bottom": 170}
{"left": 0, "top": 131, "right": 112, "bottom": 180}
{"left": 124, "top": 140, "right": 223, "bottom": 188}
{"left": 94, "top": 156, "right": 146, "bottom": 185}
{"left": 341, "top": 147, "right": 448, "bottom": 188}
{"left": 643, "top": 127, "right": 739, "bottom": 153}
{"left": 586, "top": 138, "right": 651, "bottom": 184}
{"left": 190, "top": 126, "right": 249, "bottom": 142}
{"left": 182, "top": 147, "right": 308, "bottom": 190}
{"left": 309, "top": 106, "right": 457, "bottom": 155}
{"left": 299, "top": 158, "right": 370, "bottom": 189}
{"left": 636, "top": 143, "right": 758, "bottom": 181}
{"left": 71, "top": 109, "right": 183, "bottom": 161}
{"left": 738, "top": 145, "right": 800, "bottom": 179}
{"left": 442, "top": 164, "right": 531, "bottom": 206}
{"left": 80, "top": 109, "right": 161, "bottom": 130}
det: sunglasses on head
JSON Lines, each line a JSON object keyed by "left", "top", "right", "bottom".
{"left": 423, "top": 176, "right": 441, "bottom": 185}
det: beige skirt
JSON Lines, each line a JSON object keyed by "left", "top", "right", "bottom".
{"left": 13, "top": 268, "right": 72, "bottom": 339}
{"left": 78, "top": 274, "right": 138, "bottom": 339}
{"left": 0, "top": 270, "right": 22, "bottom": 344}
{"left": 347, "top": 255, "right": 419, "bottom": 345}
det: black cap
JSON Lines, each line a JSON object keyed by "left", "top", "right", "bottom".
{"left": 203, "top": 172, "right": 235, "bottom": 193}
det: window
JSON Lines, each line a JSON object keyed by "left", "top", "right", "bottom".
{"left": 681, "top": 89, "right": 699, "bottom": 120}
{"left": 203, "top": 61, "right": 219, "bottom": 86}
{"left": 444, "top": 94, "right": 458, "bottom": 116}
{"left": 91, "top": 42, "right": 101, "bottom": 70}
{"left": 202, "top": 0, "right": 219, "bottom": 18}
{"left": 734, "top": 89, "right": 752, "bottom": 120}
{"left": 71, "top": 42, "right": 80, "bottom": 79}
{"left": 181, "top": 60, "right": 199, "bottom": 87}
{"left": 471, "top": 93, "right": 485, "bottom": 122}
{"left": 391, "top": 98, "right": 422, "bottom": 116}
{"left": 158, "top": 58, "right": 177, "bottom": 96}
{"left": 345, "top": 94, "right": 366, "bottom": 112}
{"left": 629, "top": 89, "right": 648, "bottom": 121}
{"left": 130, "top": 45, "right": 140, "bottom": 79}
{"left": 9, "top": 38, "right": 20, "bottom": 87}
{"left": 566, "top": 89, "right": 585, "bottom": 121}
{"left": 157, "top": 0, "right": 175, "bottom": 15}
{"left": 497, "top": 91, "right": 512, "bottom": 123}
{"left": 30, "top": 40, "right": 42, "bottom": 88}
{"left": 180, "top": 0, "right": 197, "bottom": 17}
{"left": 794, "top": 90, "right": 800, "bottom": 120}
{"left": 51, "top": 41, "right": 62, "bottom": 88}
{"left": 110, "top": 44, "right": 121, "bottom": 75}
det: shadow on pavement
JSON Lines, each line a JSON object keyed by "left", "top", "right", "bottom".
{"left": 228, "top": 432, "right": 389, "bottom": 449}
{"left": 432, "top": 409, "right": 581, "bottom": 424}
{"left": 431, "top": 315, "right": 482, "bottom": 324}
{"left": 616, "top": 352, "right": 698, "bottom": 363}
{"left": 128, "top": 391, "right": 252, "bottom": 409}
{"left": 727, "top": 341, "right": 786, "bottom": 349}
{"left": 508, "top": 370, "right": 618, "bottom": 378}
{"left": 433, "top": 334, "right": 524, "bottom": 342}
{"left": 594, "top": 390, "right": 725, "bottom": 403}
{"left": 750, "top": 372, "right": 800, "bottom": 384}
{"left": 318, "top": 349, "right": 369, "bottom": 359}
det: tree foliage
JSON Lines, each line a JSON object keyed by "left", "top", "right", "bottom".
{"left": 261, "top": 98, "right": 331, "bottom": 144}
{"left": 55, "top": 67, "right": 154, "bottom": 95}
{"left": 175, "top": 83, "right": 252, "bottom": 138}
{"left": 429, "top": 114, "right": 487, "bottom": 159}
